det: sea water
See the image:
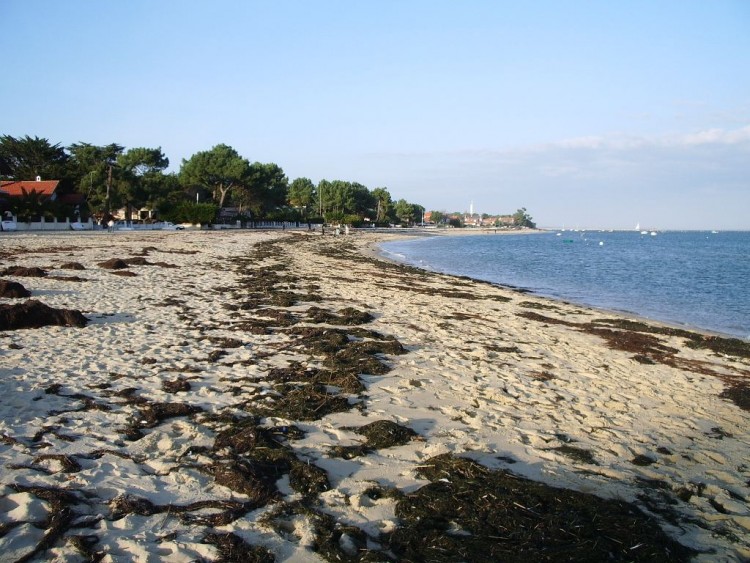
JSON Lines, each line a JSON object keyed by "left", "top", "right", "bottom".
{"left": 380, "top": 230, "right": 750, "bottom": 340}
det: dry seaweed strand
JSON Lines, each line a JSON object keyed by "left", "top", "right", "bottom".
{"left": 386, "top": 454, "right": 695, "bottom": 562}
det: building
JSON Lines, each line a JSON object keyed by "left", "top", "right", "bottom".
{"left": 0, "top": 177, "right": 85, "bottom": 209}
{"left": 0, "top": 177, "right": 87, "bottom": 226}
{"left": 0, "top": 178, "right": 61, "bottom": 200}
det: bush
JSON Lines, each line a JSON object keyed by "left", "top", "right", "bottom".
{"left": 168, "top": 202, "right": 218, "bottom": 225}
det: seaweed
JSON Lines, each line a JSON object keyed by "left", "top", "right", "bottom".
{"left": 386, "top": 454, "right": 694, "bottom": 562}
{"left": 59, "top": 262, "right": 86, "bottom": 270}
{"left": 8, "top": 484, "right": 80, "bottom": 563}
{"left": 202, "top": 532, "right": 275, "bottom": 563}
{"left": 0, "top": 300, "right": 88, "bottom": 330}
{"left": 261, "top": 502, "right": 376, "bottom": 562}
{"left": 211, "top": 460, "right": 281, "bottom": 505}
{"left": 0, "top": 279, "right": 31, "bottom": 297}
{"left": 330, "top": 420, "right": 418, "bottom": 459}
{"left": 305, "top": 306, "right": 374, "bottom": 326}
{"left": 97, "top": 258, "right": 129, "bottom": 269}
{"left": 551, "top": 445, "right": 597, "bottom": 465}
{"left": 162, "top": 378, "right": 191, "bottom": 393}
{"left": 136, "top": 402, "right": 203, "bottom": 428}
{"left": 289, "top": 459, "right": 331, "bottom": 497}
{"left": 632, "top": 454, "right": 657, "bottom": 466}
{"left": 1, "top": 266, "right": 48, "bottom": 277}
{"left": 251, "top": 383, "right": 352, "bottom": 420}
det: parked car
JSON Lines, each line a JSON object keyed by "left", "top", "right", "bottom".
{"left": 1, "top": 220, "right": 18, "bottom": 231}
{"left": 160, "top": 222, "right": 185, "bottom": 230}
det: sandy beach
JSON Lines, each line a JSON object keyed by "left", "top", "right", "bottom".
{"left": 0, "top": 229, "right": 748, "bottom": 562}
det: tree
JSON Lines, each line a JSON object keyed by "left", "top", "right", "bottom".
{"left": 512, "top": 207, "right": 536, "bottom": 228}
{"left": 394, "top": 199, "right": 419, "bottom": 225}
{"left": 314, "top": 180, "right": 377, "bottom": 223}
{"left": 429, "top": 210, "right": 446, "bottom": 225}
{"left": 117, "top": 147, "right": 170, "bottom": 220}
{"left": 349, "top": 182, "right": 376, "bottom": 218}
{"left": 237, "top": 162, "right": 288, "bottom": 218}
{"left": 147, "top": 172, "right": 185, "bottom": 217}
{"left": 287, "top": 177, "right": 316, "bottom": 219}
{"left": 325, "top": 180, "right": 351, "bottom": 217}
{"left": 67, "top": 142, "right": 125, "bottom": 219}
{"left": 316, "top": 179, "right": 332, "bottom": 218}
{"left": 170, "top": 202, "right": 218, "bottom": 225}
{"left": 0, "top": 135, "right": 69, "bottom": 181}
{"left": 371, "top": 187, "right": 392, "bottom": 223}
{"left": 179, "top": 144, "right": 249, "bottom": 208}
{"left": 118, "top": 147, "right": 168, "bottom": 177}
{"left": 8, "top": 187, "right": 55, "bottom": 222}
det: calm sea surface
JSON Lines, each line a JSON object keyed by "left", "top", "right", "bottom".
{"left": 380, "top": 230, "right": 750, "bottom": 340}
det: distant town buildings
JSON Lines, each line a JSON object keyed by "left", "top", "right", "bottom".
{"left": 424, "top": 210, "right": 517, "bottom": 228}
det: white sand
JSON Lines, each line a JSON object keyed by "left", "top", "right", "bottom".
{"left": 0, "top": 230, "right": 748, "bottom": 561}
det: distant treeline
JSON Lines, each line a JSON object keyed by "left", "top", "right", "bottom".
{"left": 0, "top": 135, "right": 425, "bottom": 225}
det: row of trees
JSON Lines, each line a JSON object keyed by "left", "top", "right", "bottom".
{"left": 0, "top": 135, "right": 425, "bottom": 226}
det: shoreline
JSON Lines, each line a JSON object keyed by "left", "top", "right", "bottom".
{"left": 371, "top": 230, "right": 749, "bottom": 342}
{"left": 1, "top": 230, "right": 749, "bottom": 561}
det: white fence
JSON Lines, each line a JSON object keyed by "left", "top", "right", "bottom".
{"left": 2, "top": 217, "right": 95, "bottom": 231}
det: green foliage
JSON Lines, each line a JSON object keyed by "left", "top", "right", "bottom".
{"left": 0, "top": 135, "right": 69, "bottom": 181}
{"left": 238, "top": 162, "right": 288, "bottom": 218}
{"left": 429, "top": 210, "right": 446, "bottom": 224}
{"left": 287, "top": 177, "right": 316, "bottom": 217}
{"left": 323, "top": 210, "right": 346, "bottom": 224}
{"left": 317, "top": 180, "right": 377, "bottom": 220}
{"left": 67, "top": 142, "right": 125, "bottom": 216}
{"left": 371, "top": 187, "right": 392, "bottom": 223}
{"left": 342, "top": 214, "right": 364, "bottom": 227}
{"left": 513, "top": 207, "right": 536, "bottom": 228}
{"left": 2, "top": 134, "right": 430, "bottom": 226}
{"left": 8, "top": 188, "right": 54, "bottom": 222}
{"left": 114, "top": 147, "right": 171, "bottom": 219}
{"left": 117, "top": 147, "right": 169, "bottom": 176}
{"left": 179, "top": 144, "right": 249, "bottom": 207}
{"left": 169, "top": 202, "right": 218, "bottom": 225}
{"left": 394, "top": 199, "right": 424, "bottom": 226}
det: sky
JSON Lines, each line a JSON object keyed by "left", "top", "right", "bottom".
{"left": 2, "top": 0, "right": 748, "bottom": 229}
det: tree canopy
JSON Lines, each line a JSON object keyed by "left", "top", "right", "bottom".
{"left": 179, "top": 144, "right": 249, "bottom": 208}
{"left": 287, "top": 177, "right": 316, "bottom": 219}
{"left": 513, "top": 207, "right": 536, "bottom": 228}
{"left": 0, "top": 135, "right": 69, "bottom": 182}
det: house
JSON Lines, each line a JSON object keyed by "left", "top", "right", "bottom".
{"left": 0, "top": 177, "right": 85, "bottom": 208}
{"left": 0, "top": 177, "right": 90, "bottom": 230}
{"left": 0, "top": 178, "right": 61, "bottom": 201}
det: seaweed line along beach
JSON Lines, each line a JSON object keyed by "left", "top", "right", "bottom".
{"left": 0, "top": 230, "right": 749, "bottom": 561}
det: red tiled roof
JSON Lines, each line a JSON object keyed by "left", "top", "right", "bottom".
{"left": 0, "top": 180, "right": 60, "bottom": 197}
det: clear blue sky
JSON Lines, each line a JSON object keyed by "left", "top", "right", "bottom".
{"left": 2, "top": 0, "right": 748, "bottom": 229}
